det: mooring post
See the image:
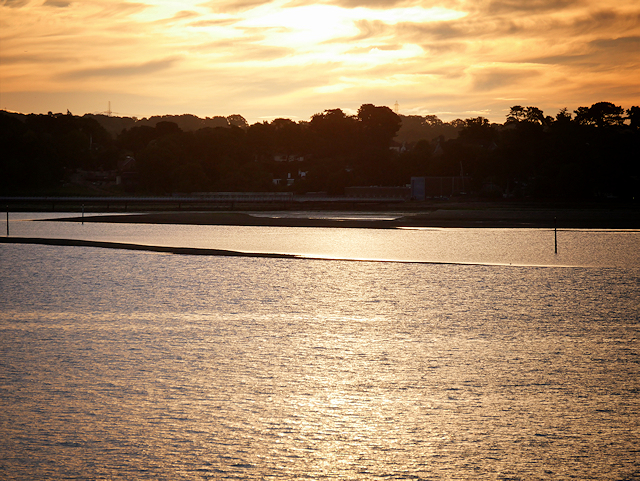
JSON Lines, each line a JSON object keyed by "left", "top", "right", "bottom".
{"left": 554, "top": 216, "right": 558, "bottom": 254}
{"left": 82, "top": 204, "right": 85, "bottom": 225}
{"left": 6, "top": 205, "right": 8, "bottom": 237}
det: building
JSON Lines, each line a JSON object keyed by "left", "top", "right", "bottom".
{"left": 345, "top": 186, "right": 411, "bottom": 199}
{"left": 411, "top": 176, "right": 468, "bottom": 200}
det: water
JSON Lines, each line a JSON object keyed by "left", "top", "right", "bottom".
{"left": 3, "top": 212, "right": 640, "bottom": 267}
{"left": 1, "top": 215, "right": 639, "bottom": 479}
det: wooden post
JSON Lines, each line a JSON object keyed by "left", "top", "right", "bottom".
{"left": 82, "top": 204, "right": 85, "bottom": 225}
{"left": 554, "top": 217, "right": 558, "bottom": 254}
{"left": 5, "top": 206, "right": 8, "bottom": 237}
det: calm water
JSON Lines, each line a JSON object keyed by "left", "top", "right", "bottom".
{"left": 1, "top": 214, "right": 639, "bottom": 479}
{"left": 3, "top": 212, "right": 640, "bottom": 267}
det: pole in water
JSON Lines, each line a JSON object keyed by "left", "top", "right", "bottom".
{"left": 82, "top": 204, "right": 85, "bottom": 225}
{"left": 554, "top": 216, "right": 558, "bottom": 254}
{"left": 5, "top": 206, "right": 8, "bottom": 237}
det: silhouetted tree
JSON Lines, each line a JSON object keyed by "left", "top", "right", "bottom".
{"left": 136, "top": 132, "right": 186, "bottom": 194}
{"left": 555, "top": 108, "right": 572, "bottom": 124}
{"left": 271, "top": 118, "right": 305, "bottom": 159}
{"left": 357, "top": 104, "right": 401, "bottom": 149}
{"left": 309, "top": 108, "right": 359, "bottom": 159}
{"left": 507, "top": 106, "right": 545, "bottom": 125}
{"left": 395, "top": 115, "right": 462, "bottom": 143}
{"left": 575, "top": 102, "right": 625, "bottom": 127}
{"left": 118, "top": 125, "right": 161, "bottom": 154}
{"left": 354, "top": 104, "right": 401, "bottom": 185}
{"left": 4, "top": 101, "right": 639, "bottom": 198}
{"left": 0, "top": 111, "right": 119, "bottom": 192}
{"left": 246, "top": 122, "right": 276, "bottom": 161}
{"left": 458, "top": 117, "right": 495, "bottom": 144}
{"left": 627, "top": 106, "right": 640, "bottom": 130}
{"left": 227, "top": 114, "right": 249, "bottom": 129}
{"left": 506, "top": 105, "right": 526, "bottom": 123}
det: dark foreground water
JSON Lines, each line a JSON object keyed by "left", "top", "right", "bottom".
{"left": 1, "top": 229, "right": 639, "bottom": 479}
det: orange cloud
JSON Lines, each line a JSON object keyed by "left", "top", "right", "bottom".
{"left": 0, "top": 0, "right": 638, "bottom": 123}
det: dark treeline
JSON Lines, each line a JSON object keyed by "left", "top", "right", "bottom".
{"left": 1, "top": 102, "right": 638, "bottom": 200}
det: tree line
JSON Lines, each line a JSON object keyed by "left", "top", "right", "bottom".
{"left": 1, "top": 101, "right": 638, "bottom": 200}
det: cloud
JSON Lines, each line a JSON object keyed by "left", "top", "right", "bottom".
{"left": 471, "top": 67, "right": 541, "bottom": 92}
{"left": 568, "top": 9, "right": 640, "bottom": 36}
{"left": 0, "top": 0, "right": 29, "bottom": 7}
{"left": 191, "top": 35, "right": 265, "bottom": 50}
{"left": 289, "top": 0, "right": 459, "bottom": 9}
{"left": 589, "top": 35, "right": 640, "bottom": 51}
{"left": 43, "top": 0, "right": 70, "bottom": 7}
{"left": 525, "top": 53, "right": 591, "bottom": 67}
{"left": 199, "top": 0, "right": 272, "bottom": 14}
{"left": 290, "top": 0, "right": 408, "bottom": 8}
{"left": 346, "top": 44, "right": 403, "bottom": 53}
{"left": 526, "top": 35, "right": 640, "bottom": 71}
{"left": 0, "top": 53, "right": 76, "bottom": 64}
{"left": 82, "top": 2, "right": 150, "bottom": 20}
{"left": 2, "top": 0, "right": 639, "bottom": 123}
{"left": 169, "top": 9, "right": 200, "bottom": 21}
{"left": 59, "top": 57, "right": 181, "bottom": 80}
{"left": 189, "top": 17, "right": 239, "bottom": 27}
{"left": 478, "top": 0, "right": 581, "bottom": 15}
{"left": 148, "top": 9, "right": 201, "bottom": 25}
{"left": 337, "top": 19, "right": 390, "bottom": 41}
{"left": 218, "top": 44, "right": 295, "bottom": 61}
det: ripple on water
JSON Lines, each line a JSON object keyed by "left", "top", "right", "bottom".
{"left": 0, "top": 243, "right": 639, "bottom": 479}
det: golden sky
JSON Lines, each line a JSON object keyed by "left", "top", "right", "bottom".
{"left": 1, "top": 0, "right": 639, "bottom": 123}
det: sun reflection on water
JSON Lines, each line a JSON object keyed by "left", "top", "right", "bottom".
{"left": 1, "top": 243, "right": 639, "bottom": 478}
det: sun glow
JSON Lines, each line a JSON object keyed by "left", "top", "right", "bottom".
{"left": 238, "top": 2, "right": 466, "bottom": 46}
{"left": 2, "top": 0, "right": 639, "bottom": 123}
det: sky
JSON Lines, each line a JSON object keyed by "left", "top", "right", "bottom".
{"left": 1, "top": 0, "right": 639, "bottom": 124}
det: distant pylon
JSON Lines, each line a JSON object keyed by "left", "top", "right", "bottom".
{"left": 394, "top": 100, "right": 399, "bottom": 114}
{"left": 107, "top": 101, "right": 112, "bottom": 117}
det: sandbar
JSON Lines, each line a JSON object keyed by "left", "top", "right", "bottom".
{"left": 46, "top": 206, "right": 640, "bottom": 229}
{"left": 0, "top": 236, "right": 298, "bottom": 258}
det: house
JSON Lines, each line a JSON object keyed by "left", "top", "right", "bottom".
{"left": 273, "top": 154, "right": 305, "bottom": 162}
{"left": 117, "top": 155, "right": 136, "bottom": 172}
{"left": 389, "top": 140, "right": 407, "bottom": 153}
{"left": 273, "top": 170, "right": 307, "bottom": 186}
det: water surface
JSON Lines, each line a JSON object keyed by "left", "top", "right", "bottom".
{"left": 1, "top": 218, "right": 639, "bottom": 479}
{"left": 4, "top": 212, "right": 640, "bottom": 267}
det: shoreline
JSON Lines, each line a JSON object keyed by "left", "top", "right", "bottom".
{"left": 0, "top": 237, "right": 572, "bottom": 267}
{"left": 44, "top": 207, "right": 640, "bottom": 229}
{"left": 0, "top": 236, "right": 299, "bottom": 259}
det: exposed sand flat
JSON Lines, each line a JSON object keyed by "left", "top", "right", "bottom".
{"left": 0, "top": 236, "right": 298, "bottom": 258}
{"left": 46, "top": 206, "right": 640, "bottom": 229}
